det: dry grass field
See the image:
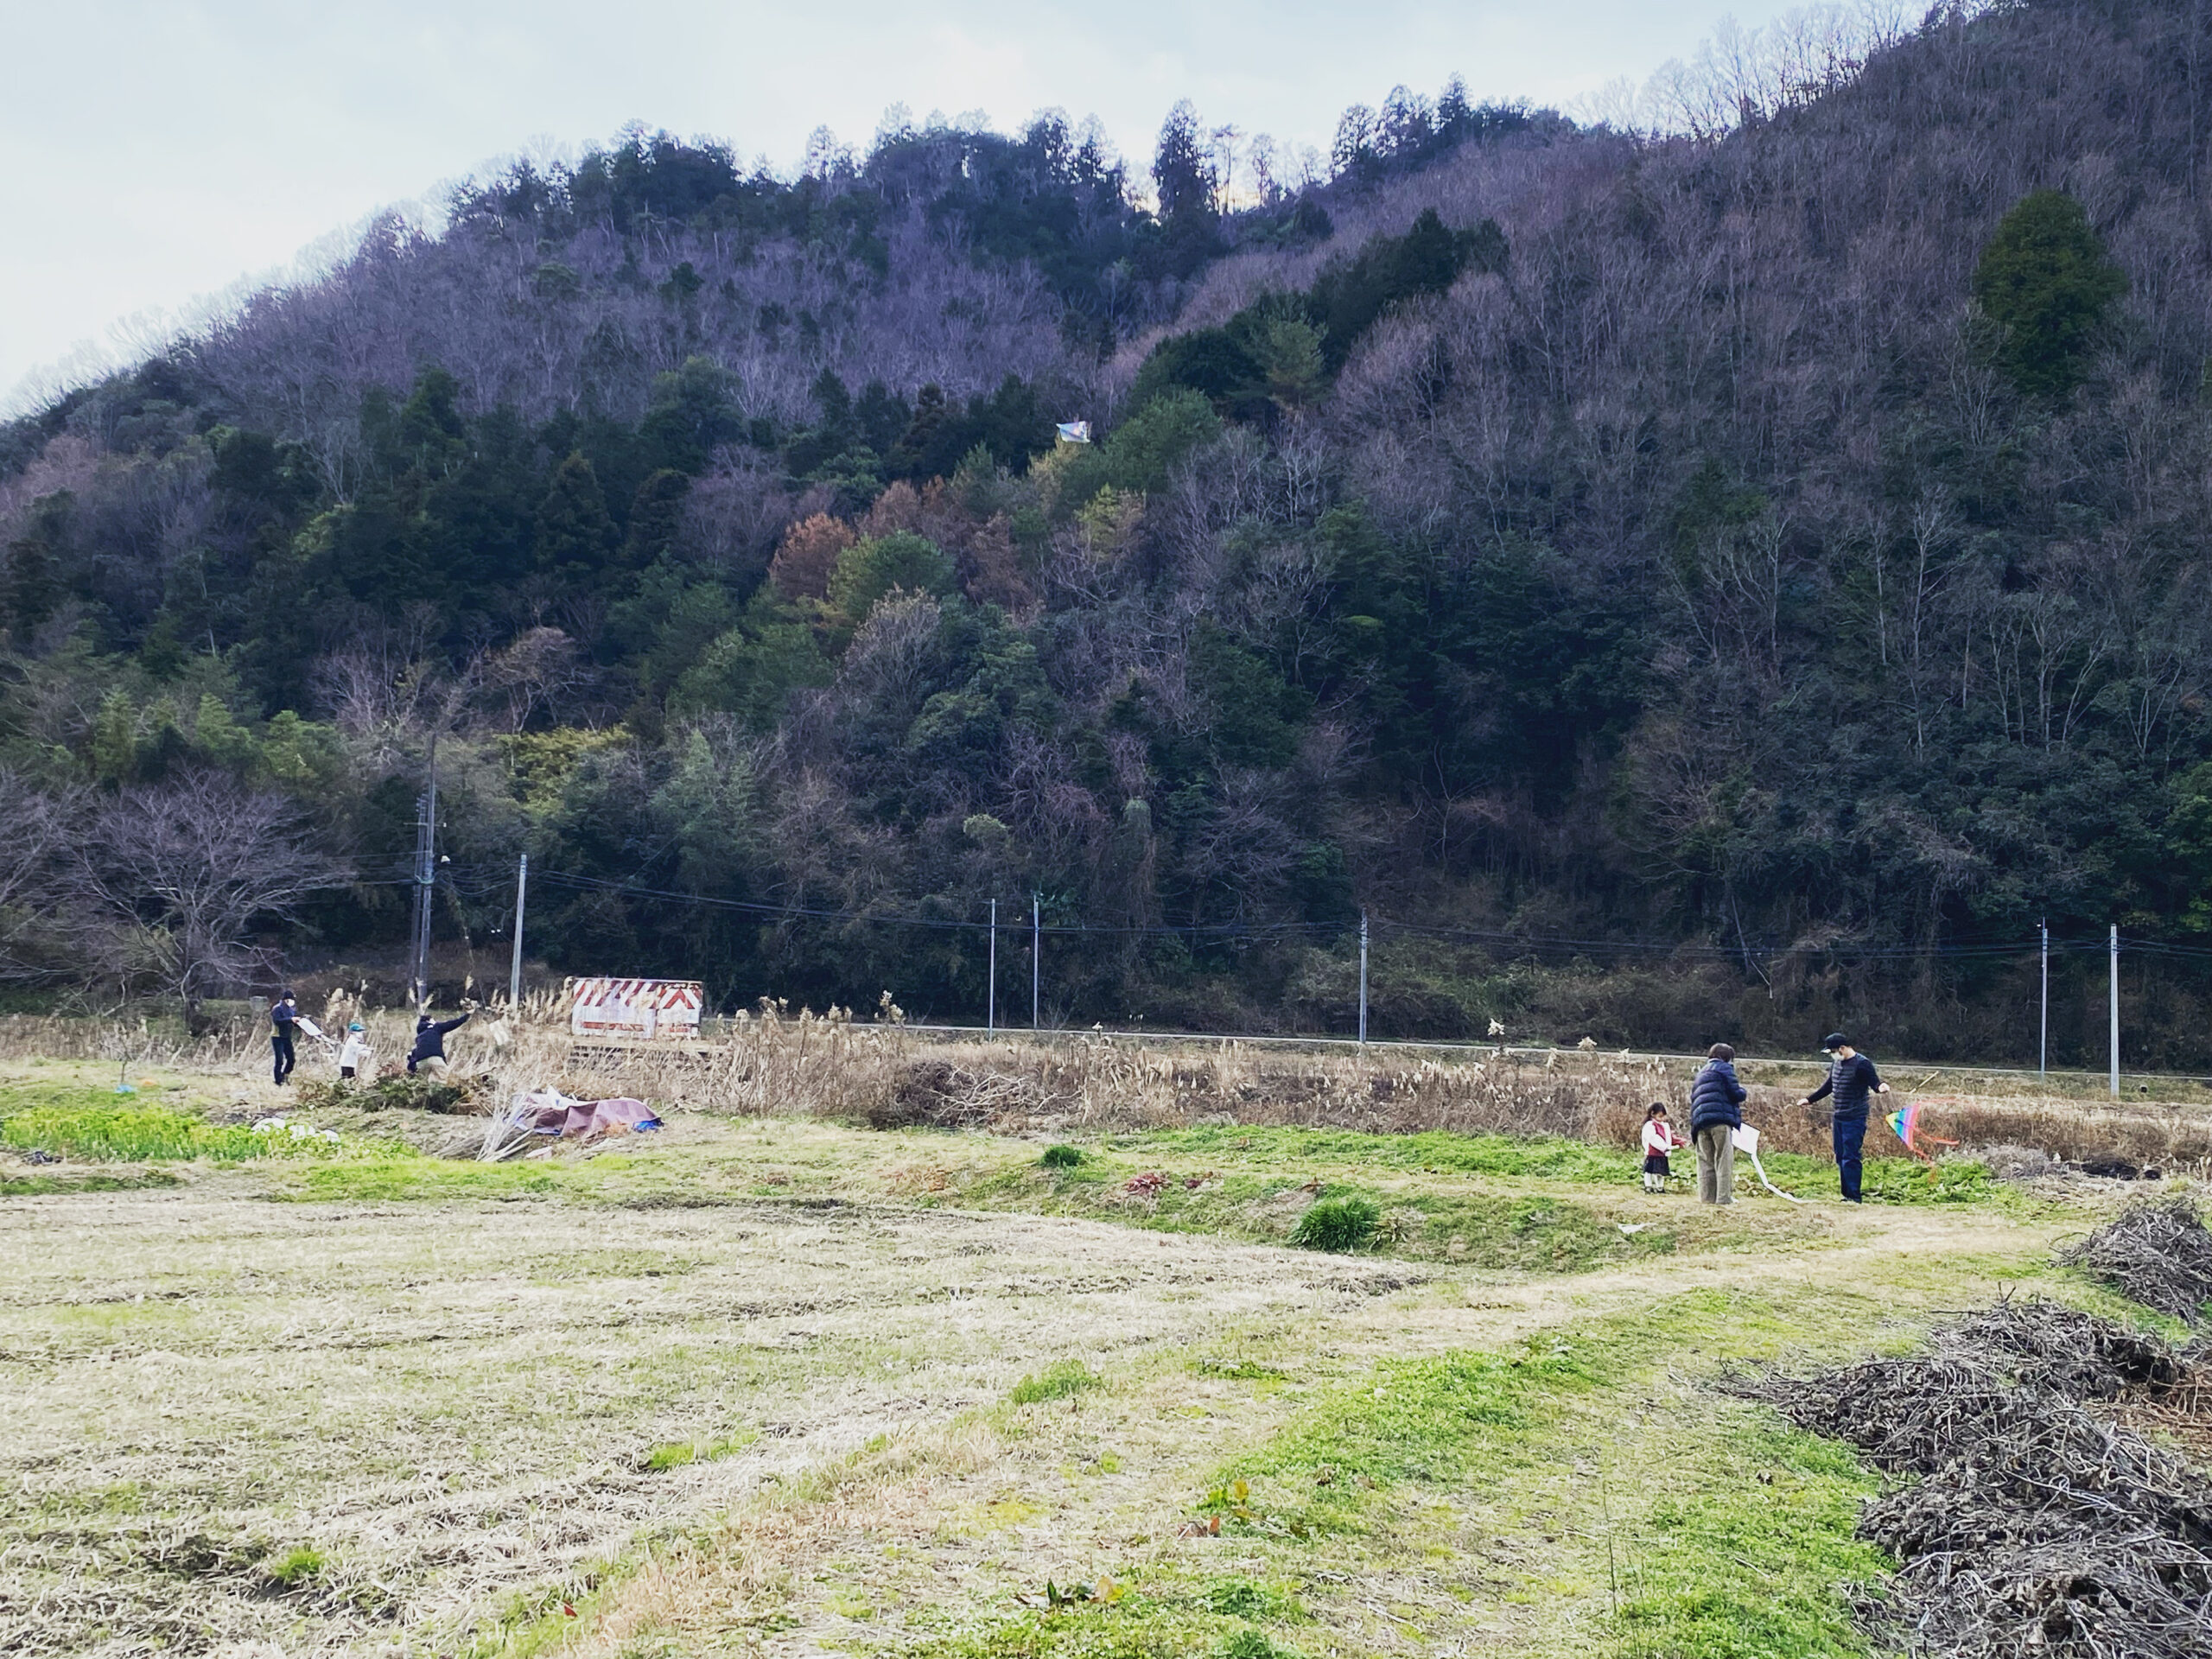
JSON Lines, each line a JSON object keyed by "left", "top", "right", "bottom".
{"left": 0, "top": 1014, "right": 2202, "bottom": 1658}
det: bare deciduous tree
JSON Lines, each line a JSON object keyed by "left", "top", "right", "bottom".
{"left": 73, "top": 774, "right": 351, "bottom": 1020}
{"left": 0, "top": 771, "right": 79, "bottom": 982}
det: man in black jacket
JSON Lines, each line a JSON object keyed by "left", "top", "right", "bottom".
{"left": 270, "top": 990, "right": 299, "bottom": 1086}
{"left": 407, "top": 1008, "right": 472, "bottom": 1077}
{"left": 1802, "top": 1033, "right": 1890, "bottom": 1203}
{"left": 1688, "top": 1043, "right": 1747, "bottom": 1205}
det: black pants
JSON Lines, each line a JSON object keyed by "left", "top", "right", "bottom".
{"left": 271, "top": 1030, "right": 296, "bottom": 1084}
{"left": 1833, "top": 1113, "right": 1866, "bottom": 1202}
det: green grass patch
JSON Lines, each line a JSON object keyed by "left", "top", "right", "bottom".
{"left": 279, "top": 1154, "right": 582, "bottom": 1202}
{"left": 922, "top": 1574, "right": 1306, "bottom": 1659}
{"left": 957, "top": 1158, "right": 1650, "bottom": 1271}
{"left": 1759, "top": 1150, "right": 1995, "bottom": 1205}
{"left": 0, "top": 1168, "right": 181, "bottom": 1196}
{"left": 0, "top": 1090, "right": 339, "bottom": 1163}
{"left": 1142, "top": 1123, "right": 1638, "bottom": 1184}
{"left": 1186, "top": 1290, "right": 1890, "bottom": 1657}
{"left": 641, "top": 1427, "right": 759, "bottom": 1471}
{"left": 1008, "top": 1359, "right": 1103, "bottom": 1406}
{"left": 1599, "top": 1414, "right": 1888, "bottom": 1659}
{"left": 1040, "top": 1143, "right": 1084, "bottom": 1168}
{"left": 1213, "top": 1335, "right": 1611, "bottom": 1535}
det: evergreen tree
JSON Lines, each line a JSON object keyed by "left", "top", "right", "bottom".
{"left": 1973, "top": 190, "right": 2126, "bottom": 397}
{"left": 622, "top": 469, "right": 693, "bottom": 569}
{"left": 3, "top": 532, "right": 58, "bottom": 639}
{"left": 534, "top": 452, "right": 619, "bottom": 578}
{"left": 1152, "top": 100, "right": 1215, "bottom": 223}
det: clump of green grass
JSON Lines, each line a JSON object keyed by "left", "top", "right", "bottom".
{"left": 1039, "top": 1143, "right": 1084, "bottom": 1168}
{"left": 1217, "top": 1631, "right": 1298, "bottom": 1659}
{"left": 1204, "top": 1578, "right": 1304, "bottom": 1621}
{"left": 1008, "top": 1358, "right": 1102, "bottom": 1406}
{"left": 264, "top": 1544, "right": 324, "bottom": 1586}
{"left": 1289, "top": 1195, "right": 1378, "bottom": 1252}
{"left": 1192, "top": 1357, "right": 1286, "bottom": 1382}
{"left": 642, "top": 1428, "right": 758, "bottom": 1471}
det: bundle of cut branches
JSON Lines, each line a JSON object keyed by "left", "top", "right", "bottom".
{"left": 868, "top": 1058, "right": 1068, "bottom": 1129}
{"left": 2057, "top": 1197, "right": 2212, "bottom": 1325}
{"left": 1729, "top": 1299, "right": 2212, "bottom": 1658}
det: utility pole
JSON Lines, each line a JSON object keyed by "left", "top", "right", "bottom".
{"left": 987, "top": 898, "right": 997, "bottom": 1036}
{"left": 410, "top": 735, "right": 439, "bottom": 1008}
{"left": 1357, "top": 909, "right": 1370, "bottom": 1046}
{"left": 2038, "top": 918, "right": 2048, "bottom": 1077}
{"left": 508, "top": 853, "right": 528, "bottom": 1010}
{"left": 2109, "top": 924, "right": 2120, "bottom": 1099}
{"left": 1031, "top": 893, "right": 1041, "bottom": 1030}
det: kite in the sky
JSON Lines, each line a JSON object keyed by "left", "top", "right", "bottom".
{"left": 1887, "top": 1101, "right": 1958, "bottom": 1166}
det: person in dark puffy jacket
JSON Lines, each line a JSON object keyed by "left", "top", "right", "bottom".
{"left": 1688, "top": 1043, "right": 1747, "bottom": 1205}
{"left": 1801, "top": 1033, "right": 1890, "bottom": 1203}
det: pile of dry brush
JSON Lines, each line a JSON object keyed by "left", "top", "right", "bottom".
{"left": 2058, "top": 1197, "right": 2212, "bottom": 1324}
{"left": 1731, "top": 1202, "right": 2212, "bottom": 1658}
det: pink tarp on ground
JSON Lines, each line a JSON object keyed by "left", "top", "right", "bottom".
{"left": 518, "top": 1094, "right": 659, "bottom": 1137}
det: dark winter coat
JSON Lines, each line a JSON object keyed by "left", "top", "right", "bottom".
{"left": 407, "top": 1012, "right": 470, "bottom": 1071}
{"left": 1809, "top": 1052, "right": 1883, "bottom": 1119}
{"left": 1688, "top": 1059, "right": 1747, "bottom": 1135}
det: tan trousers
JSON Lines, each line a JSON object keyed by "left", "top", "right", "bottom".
{"left": 415, "top": 1056, "right": 449, "bottom": 1078}
{"left": 1695, "top": 1124, "right": 1735, "bottom": 1204}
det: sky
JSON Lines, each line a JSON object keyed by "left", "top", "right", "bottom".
{"left": 0, "top": 0, "right": 1808, "bottom": 410}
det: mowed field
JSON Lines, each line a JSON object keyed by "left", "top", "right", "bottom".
{"left": 0, "top": 1046, "right": 2183, "bottom": 1659}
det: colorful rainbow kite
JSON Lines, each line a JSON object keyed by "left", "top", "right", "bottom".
{"left": 1887, "top": 1101, "right": 1959, "bottom": 1166}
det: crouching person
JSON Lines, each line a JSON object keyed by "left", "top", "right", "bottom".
{"left": 1689, "top": 1043, "right": 1747, "bottom": 1205}
{"left": 407, "top": 1008, "right": 472, "bottom": 1077}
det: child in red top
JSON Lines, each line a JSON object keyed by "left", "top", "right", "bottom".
{"left": 1640, "top": 1103, "right": 1687, "bottom": 1193}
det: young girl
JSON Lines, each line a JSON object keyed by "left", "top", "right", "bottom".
{"left": 337, "top": 1021, "right": 372, "bottom": 1082}
{"left": 1641, "top": 1103, "right": 1687, "bottom": 1193}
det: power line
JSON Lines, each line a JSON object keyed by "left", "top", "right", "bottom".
{"left": 404, "top": 860, "right": 2212, "bottom": 972}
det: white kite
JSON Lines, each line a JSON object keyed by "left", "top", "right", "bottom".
{"left": 1731, "top": 1122, "right": 1803, "bottom": 1204}
{"left": 1055, "top": 421, "right": 1092, "bottom": 444}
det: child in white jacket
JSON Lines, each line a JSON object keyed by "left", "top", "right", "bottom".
{"left": 1640, "top": 1103, "right": 1687, "bottom": 1193}
{"left": 337, "top": 1021, "right": 372, "bottom": 1081}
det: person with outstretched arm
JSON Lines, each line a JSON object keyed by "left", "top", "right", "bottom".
{"left": 407, "top": 1008, "right": 472, "bottom": 1077}
{"left": 1802, "top": 1033, "right": 1890, "bottom": 1203}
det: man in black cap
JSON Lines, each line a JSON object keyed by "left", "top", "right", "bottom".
{"left": 270, "top": 989, "right": 299, "bottom": 1086}
{"left": 1800, "top": 1033, "right": 1890, "bottom": 1203}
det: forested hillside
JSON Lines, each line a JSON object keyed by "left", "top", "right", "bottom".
{"left": 8, "top": 0, "right": 2212, "bottom": 1065}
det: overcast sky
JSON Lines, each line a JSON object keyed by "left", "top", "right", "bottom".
{"left": 0, "top": 1, "right": 1802, "bottom": 409}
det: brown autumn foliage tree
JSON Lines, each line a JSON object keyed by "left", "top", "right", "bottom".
{"left": 767, "top": 513, "right": 855, "bottom": 601}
